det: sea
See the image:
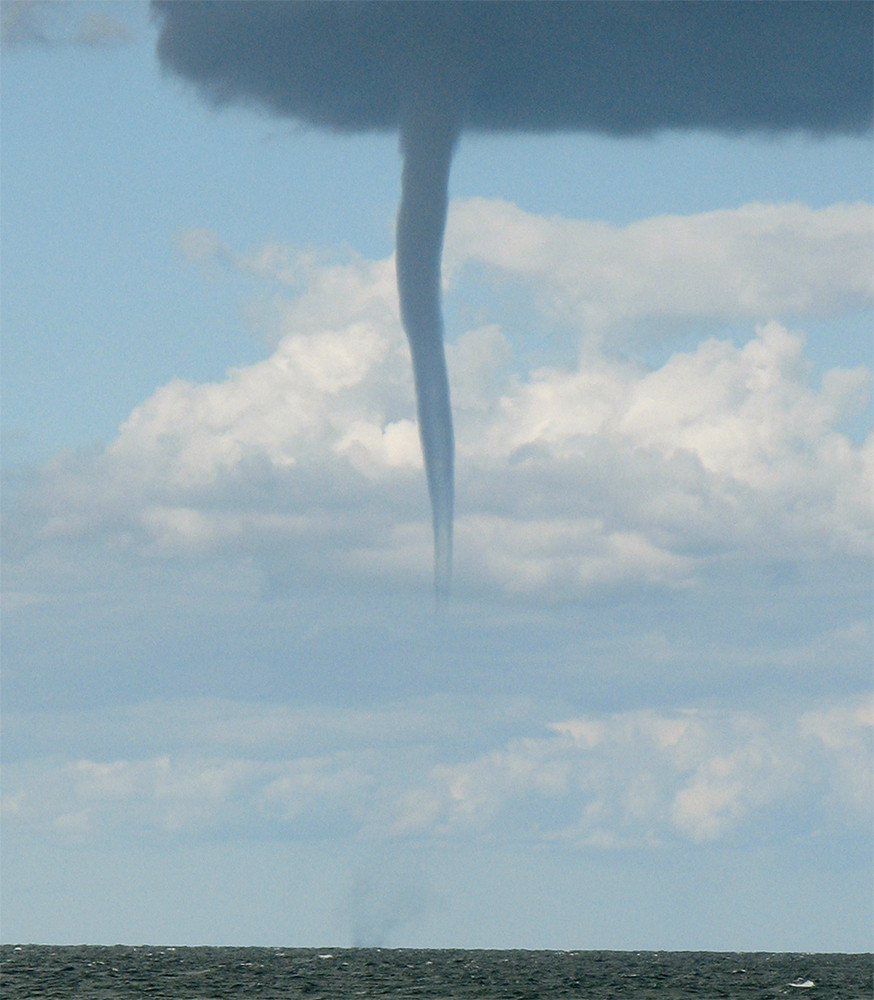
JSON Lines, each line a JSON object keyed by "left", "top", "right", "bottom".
{"left": 1, "top": 946, "right": 872, "bottom": 999}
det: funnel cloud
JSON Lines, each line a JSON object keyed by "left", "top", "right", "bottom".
{"left": 153, "top": 1, "right": 872, "bottom": 597}
{"left": 396, "top": 104, "right": 459, "bottom": 600}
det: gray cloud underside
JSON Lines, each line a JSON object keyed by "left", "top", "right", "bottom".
{"left": 153, "top": 1, "right": 872, "bottom": 136}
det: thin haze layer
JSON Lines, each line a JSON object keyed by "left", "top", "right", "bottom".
{"left": 152, "top": 0, "right": 873, "bottom": 598}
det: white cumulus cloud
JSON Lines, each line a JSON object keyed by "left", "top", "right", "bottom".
{"left": 445, "top": 198, "right": 873, "bottom": 339}
{"left": 4, "top": 696, "right": 869, "bottom": 849}
{"left": 4, "top": 200, "right": 871, "bottom": 601}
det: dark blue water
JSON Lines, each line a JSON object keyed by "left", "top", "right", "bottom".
{"left": 1, "top": 945, "right": 871, "bottom": 998}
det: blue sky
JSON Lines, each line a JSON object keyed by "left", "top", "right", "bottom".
{"left": 2, "top": 2, "right": 872, "bottom": 950}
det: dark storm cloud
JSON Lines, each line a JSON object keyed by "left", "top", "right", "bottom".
{"left": 153, "top": 1, "right": 871, "bottom": 136}
{"left": 151, "top": 0, "right": 872, "bottom": 599}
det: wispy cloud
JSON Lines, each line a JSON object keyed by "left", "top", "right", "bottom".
{"left": 1, "top": 1, "right": 132, "bottom": 49}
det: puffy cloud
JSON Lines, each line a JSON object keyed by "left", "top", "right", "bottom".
{"left": 457, "top": 319, "right": 870, "bottom": 589}
{"left": 445, "top": 199, "right": 873, "bottom": 339}
{"left": 4, "top": 201, "right": 871, "bottom": 599}
{"left": 2, "top": 751, "right": 375, "bottom": 840}
{"left": 4, "top": 695, "right": 869, "bottom": 849}
{"left": 388, "top": 697, "right": 872, "bottom": 847}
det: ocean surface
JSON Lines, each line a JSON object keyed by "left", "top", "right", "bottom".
{"left": 1, "top": 946, "right": 871, "bottom": 999}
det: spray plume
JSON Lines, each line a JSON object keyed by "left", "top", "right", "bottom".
{"left": 152, "top": 1, "right": 872, "bottom": 599}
